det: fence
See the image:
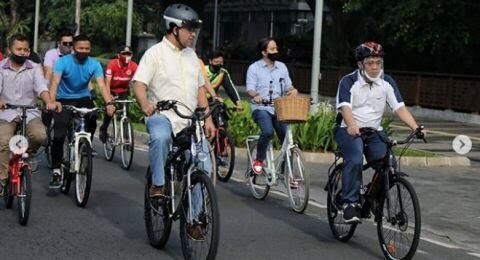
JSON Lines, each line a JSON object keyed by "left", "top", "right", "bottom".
{"left": 226, "top": 60, "right": 480, "bottom": 113}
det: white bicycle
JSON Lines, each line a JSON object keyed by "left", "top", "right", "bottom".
{"left": 60, "top": 105, "right": 101, "bottom": 207}
{"left": 245, "top": 99, "right": 310, "bottom": 213}
{"left": 103, "top": 99, "right": 136, "bottom": 170}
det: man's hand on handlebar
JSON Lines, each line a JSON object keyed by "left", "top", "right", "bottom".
{"left": 141, "top": 102, "right": 155, "bottom": 117}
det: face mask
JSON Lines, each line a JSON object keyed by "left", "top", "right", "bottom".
{"left": 267, "top": 52, "right": 280, "bottom": 62}
{"left": 11, "top": 54, "right": 28, "bottom": 65}
{"left": 59, "top": 45, "right": 71, "bottom": 55}
{"left": 119, "top": 55, "right": 131, "bottom": 65}
{"left": 211, "top": 64, "right": 222, "bottom": 72}
{"left": 362, "top": 69, "right": 384, "bottom": 83}
{"left": 75, "top": 52, "right": 89, "bottom": 63}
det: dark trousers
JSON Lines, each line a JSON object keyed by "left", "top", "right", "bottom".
{"left": 51, "top": 98, "right": 97, "bottom": 169}
{"left": 100, "top": 92, "right": 129, "bottom": 131}
{"left": 334, "top": 127, "right": 388, "bottom": 204}
{"left": 252, "top": 109, "right": 287, "bottom": 161}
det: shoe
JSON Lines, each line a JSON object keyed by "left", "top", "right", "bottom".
{"left": 289, "top": 178, "right": 299, "bottom": 189}
{"left": 49, "top": 168, "right": 62, "bottom": 189}
{"left": 186, "top": 223, "right": 206, "bottom": 241}
{"left": 149, "top": 185, "right": 166, "bottom": 198}
{"left": 99, "top": 127, "right": 107, "bottom": 143}
{"left": 0, "top": 179, "right": 7, "bottom": 197}
{"left": 91, "top": 148, "right": 98, "bottom": 156}
{"left": 343, "top": 203, "right": 361, "bottom": 223}
{"left": 252, "top": 160, "right": 264, "bottom": 175}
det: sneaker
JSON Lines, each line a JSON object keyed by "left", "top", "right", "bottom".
{"left": 91, "top": 148, "right": 98, "bottom": 156}
{"left": 252, "top": 160, "right": 264, "bottom": 175}
{"left": 149, "top": 185, "right": 166, "bottom": 198}
{"left": 99, "top": 127, "right": 107, "bottom": 143}
{"left": 186, "top": 223, "right": 206, "bottom": 241}
{"left": 343, "top": 203, "right": 361, "bottom": 223}
{"left": 49, "top": 168, "right": 62, "bottom": 189}
{"left": 0, "top": 179, "right": 7, "bottom": 197}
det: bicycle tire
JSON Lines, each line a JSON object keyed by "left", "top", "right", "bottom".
{"left": 17, "top": 167, "right": 31, "bottom": 226}
{"left": 215, "top": 129, "right": 235, "bottom": 183}
{"left": 144, "top": 167, "right": 172, "bottom": 249}
{"left": 120, "top": 119, "right": 134, "bottom": 170}
{"left": 4, "top": 174, "right": 14, "bottom": 209}
{"left": 326, "top": 164, "right": 357, "bottom": 242}
{"left": 103, "top": 118, "right": 116, "bottom": 161}
{"left": 377, "top": 176, "right": 421, "bottom": 260}
{"left": 180, "top": 172, "right": 220, "bottom": 260}
{"left": 75, "top": 138, "right": 92, "bottom": 207}
{"left": 247, "top": 140, "right": 270, "bottom": 200}
{"left": 45, "top": 124, "right": 54, "bottom": 169}
{"left": 285, "top": 147, "right": 310, "bottom": 213}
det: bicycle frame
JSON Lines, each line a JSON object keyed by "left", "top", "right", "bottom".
{"left": 110, "top": 101, "right": 133, "bottom": 146}
{"left": 71, "top": 116, "right": 92, "bottom": 173}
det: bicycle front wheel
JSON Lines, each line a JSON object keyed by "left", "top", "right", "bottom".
{"left": 61, "top": 137, "right": 72, "bottom": 194}
{"left": 247, "top": 140, "right": 270, "bottom": 200}
{"left": 285, "top": 147, "right": 309, "bottom": 213}
{"left": 45, "top": 124, "right": 54, "bottom": 169}
{"left": 120, "top": 119, "right": 134, "bottom": 170}
{"left": 103, "top": 119, "right": 116, "bottom": 161}
{"left": 326, "top": 164, "right": 357, "bottom": 242}
{"left": 144, "top": 167, "right": 172, "bottom": 248}
{"left": 17, "top": 167, "right": 32, "bottom": 226}
{"left": 180, "top": 172, "right": 220, "bottom": 260}
{"left": 377, "top": 176, "right": 421, "bottom": 260}
{"left": 75, "top": 138, "right": 92, "bottom": 207}
{"left": 215, "top": 129, "right": 235, "bottom": 183}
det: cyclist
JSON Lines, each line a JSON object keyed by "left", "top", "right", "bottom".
{"left": 0, "top": 34, "right": 60, "bottom": 195}
{"left": 246, "top": 37, "right": 298, "bottom": 175}
{"left": 205, "top": 50, "right": 242, "bottom": 109}
{"left": 99, "top": 45, "right": 138, "bottom": 143}
{"left": 132, "top": 3, "right": 215, "bottom": 240}
{"left": 48, "top": 34, "right": 115, "bottom": 188}
{"left": 334, "top": 41, "right": 426, "bottom": 223}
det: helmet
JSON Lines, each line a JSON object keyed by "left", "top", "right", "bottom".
{"left": 118, "top": 45, "right": 132, "bottom": 55}
{"left": 163, "top": 4, "right": 202, "bottom": 31}
{"left": 355, "top": 41, "right": 384, "bottom": 61}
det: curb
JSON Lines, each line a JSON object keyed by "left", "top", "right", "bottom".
{"left": 131, "top": 130, "right": 471, "bottom": 167}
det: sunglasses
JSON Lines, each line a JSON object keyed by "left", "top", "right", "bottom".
{"left": 61, "top": 41, "right": 73, "bottom": 47}
{"left": 120, "top": 52, "right": 132, "bottom": 56}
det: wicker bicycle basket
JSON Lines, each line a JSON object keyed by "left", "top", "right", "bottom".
{"left": 274, "top": 95, "right": 310, "bottom": 124}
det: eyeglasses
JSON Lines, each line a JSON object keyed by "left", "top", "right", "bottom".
{"left": 120, "top": 52, "right": 132, "bottom": 56}
{"left": 364, "top": 60, "right": 383, "bottom": 66}
{"left": 61, "top": 41, "right": 73, "bottom": 47}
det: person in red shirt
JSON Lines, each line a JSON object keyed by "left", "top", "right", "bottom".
{"left": 99, "top": 46, "right": 138, "bottom": 143}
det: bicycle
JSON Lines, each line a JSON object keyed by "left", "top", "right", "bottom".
{"left": 245, "top": 99, "right": 310, "bottom": 213}
{"left": 44, "top": 115, "right": 54, "bottom": 169}
{"left": 103, "top": 98, "right": 136, "bottom": 170}
{"left": 59, "top": 105, "right": 102, "bottom": 207}
{"left": 325, "top": 126, "right": 425, "bottom": 260}
{"left": 144, "top": 100, "right": 220, "bottom": 260}
{"left": 3, "top": 104, "right": 39, "bottom": 225}
{"left": 209, "top": 99, "right": 236, "bottom": 182}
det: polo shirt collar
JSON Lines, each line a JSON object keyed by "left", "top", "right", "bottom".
{"left": 259, "top": 59, "right": 278, "bottom": 69}
{"left": 357, "top": 69, "right": 382, "bottom": 87}
{"left": 2, "top": 58, "right": 33, "bottom": 70}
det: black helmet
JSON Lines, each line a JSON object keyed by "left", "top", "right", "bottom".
{"left": 355, "top": 41, "right": 384, "bottom": 61}
{"left": 163, "top": 4, "right": 202, "bottom": 31}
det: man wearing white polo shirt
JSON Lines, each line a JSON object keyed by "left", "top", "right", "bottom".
{"left": 335, "top": 41, "right": 425, "bottom": 223}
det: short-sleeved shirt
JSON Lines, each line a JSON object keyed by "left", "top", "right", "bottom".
{"left": 54, "top": 54, "right": 104, "bottom": 100}
{"left": 105, "top": 58, "right": 138, "bottom": 95}
{"left": 43, "top": 48, "right": 61, "bottom": 69}
{"left": 132, "top": 37, "right": 205, "bottom": 135}
{"left": 246, "top": 59, "right": 293, "bottom": 114}
{"left": 335, "top": 70, "right": 405, "bottom": 130}
{"left": 0, "top": 59, "right": 48, "bottom": 123}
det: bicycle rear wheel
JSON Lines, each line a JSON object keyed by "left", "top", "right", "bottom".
{"left": 45, "top": 124, "right": 54, "bottom": 169}
{"left": 103, "top": 119, "right": 116, "bottom": 161}
{"left": 326, "top": 164, "right": 357, "bottom": 242}
{"left": 215, "top": 129, "right": 235, "bottom": 182}
{"left": 377, "top": 176, "right": 421, "bottom": 260}
{"left": 144, "top": 167, "right": 172, "bottom": 248}
{"left": 180, "top": 172, "right": 220, "bottom": 260}
{"left": 4, "top": 174, "right": 14, "bottom": 209}
{"left": 285, "top": 147, "right": 309, "bottom": 213}
{"left": 75, "top": 138, "right": 92, "bottom": 207}
{"left": 120, "top": 119, "right": 134, "bottom": 170}
{"left": 17, "top": 167, "right": 31, "bottom": 226}
{"left": 246, "top": 140, "right": 270, "bottom": 200}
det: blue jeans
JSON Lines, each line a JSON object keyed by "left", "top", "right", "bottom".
{"left": 252, "top": 109, "right": 287, "bottom": 161}
{"left": 334, "top": 127, "right": 387, "bottom": 204}
{"left": 146, "top": 113, "right": 212, "bottom": 218}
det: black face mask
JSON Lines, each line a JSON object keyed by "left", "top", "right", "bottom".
{"left": 11, "top": 54, "right": 28, "bottom": 65}
{"left": 267, "top": 52, "right": 280, "bottom": 62}
{"left": 211, "top": 64, "right": 222, "bottom": 73}
{"left": 75, "top": 52, "right": 89, "bottom": 63}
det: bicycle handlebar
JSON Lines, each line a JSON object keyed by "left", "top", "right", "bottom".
{"left": 156, "top": 100, "right": 219, "bottom": 121}
{"left": 63, "top": 105, "right": 103, "bottom": 114}
{"left": 5, "top": 104, "right": 39, "bottom": 110}
{"left": 359, "top": 125, "right": 427, "bottom": 146}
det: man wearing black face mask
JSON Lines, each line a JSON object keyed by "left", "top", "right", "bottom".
{"left": 47, "top": 34, "right": 114, "bottom": 188}
{"left": 205, "top": 50, "right": 241, "bottom": 109}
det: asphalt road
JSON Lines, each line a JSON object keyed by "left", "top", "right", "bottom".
{"left": 0, "top": 142, "right": 479, "bottom": 260}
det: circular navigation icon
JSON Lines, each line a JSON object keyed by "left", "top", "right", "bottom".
{"left": 452, "top": 135, "right": 472, "bottom": 155}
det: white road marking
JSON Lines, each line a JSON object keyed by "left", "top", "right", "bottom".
{"left": 468, "top": 252, "right": 480, "bottom": 258}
